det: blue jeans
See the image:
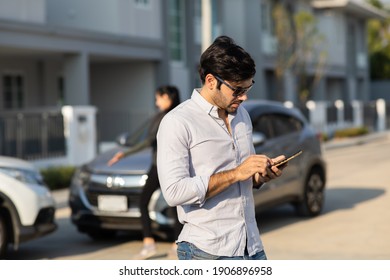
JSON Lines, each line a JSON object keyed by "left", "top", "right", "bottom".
{"left": 177, "top": 241, "right": 267, "bottom": 260}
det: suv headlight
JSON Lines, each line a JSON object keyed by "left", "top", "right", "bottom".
{"left": 0, "top": 167, "right": 45, "bottom": 185}
{"left": 71, "top": 167, "right": 90, "bottom": 190}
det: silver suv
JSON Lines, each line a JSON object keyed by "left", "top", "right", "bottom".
{"left": 0, "top": 156, "right": 57, "bottom": 259}
{"left": 69, "top": 100, "right": 326, "bottom": 239}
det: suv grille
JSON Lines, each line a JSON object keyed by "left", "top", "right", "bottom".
{"left": 84, "top": 175, "right": 143, "bottom": 209}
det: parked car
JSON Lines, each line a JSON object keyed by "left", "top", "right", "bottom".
{"left": 69, "top": 100, "right": 326, "bottom": 239}
{"left": 0, "top": 156, "right": 57, "bottom": 259}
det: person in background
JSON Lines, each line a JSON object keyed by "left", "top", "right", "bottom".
{"left": 108, "top": 85, "right": 182, "bottom": 259}
{"left": 157, "top": 36, "right": 286, "bottom": 260}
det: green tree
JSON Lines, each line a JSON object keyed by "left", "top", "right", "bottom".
{"left": 366, "top": 0, "right": 390, "bottom": 79}
{"left": 293, "top": 11, "right": 327, "bottom": 104}
{"left": 273, "top": 3, "right": 295, "bottom": 102}
{"left": 273, "top": 3, "right": 327, "bottom": 105}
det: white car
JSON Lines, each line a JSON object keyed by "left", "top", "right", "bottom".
{"left": 0, "top": 156, "right": 57, "bottom": 259}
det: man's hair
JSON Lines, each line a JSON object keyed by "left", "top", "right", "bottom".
{"left": 156, "top": 85, "right": 181, "bottom": 112}
{"left": 198, "top": 35, "right": 256, "bottom": 84}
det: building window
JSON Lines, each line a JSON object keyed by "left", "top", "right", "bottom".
{"left": 134, "top": 0, "right": 150, "bottom": 9}
{"left": 261, "top": 0, "right": 275, "bottom": 35}
{"left": 168, "top": 0, "right": 185, "bottom": 62}
{"left": 261, "top": 0, "right": 272, "bottom": 34}
{"left": 2, "top": 74, "right": 24, "bottom": 109}
{"left": 57, "top": 76, "right": 65, "bottom": 105}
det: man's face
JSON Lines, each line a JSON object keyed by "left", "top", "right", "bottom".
{"left": 213, "top": 76, "right": 254, "bottom": 113}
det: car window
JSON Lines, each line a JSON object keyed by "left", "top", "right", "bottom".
{"left": 271, "top": 114, "right": 303, "bottom": 137}
{"left": 252, "top": 113, "right": 303, "bottom": 139}
{"left": 252, "top": 115, "right": 273, "bottom": 139}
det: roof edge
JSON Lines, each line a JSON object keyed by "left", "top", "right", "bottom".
{"left": 312, "top": 0, "right": 389, "bottom": 19}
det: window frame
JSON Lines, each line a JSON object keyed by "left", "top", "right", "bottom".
{"left": 2, "top": 72, "right": 25, "bottom": 110}
{"left": 168, "top": 0, "right": 186, "bottom": 64}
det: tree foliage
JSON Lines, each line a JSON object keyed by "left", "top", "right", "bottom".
{"left": 273, "top": 3, "right": 327, "bottom": 105}
{"left": 293, "top": 10, "right": 327, "bottom": 104}
{"left": 366, "top": 0, "right": 390, "bottom": 79}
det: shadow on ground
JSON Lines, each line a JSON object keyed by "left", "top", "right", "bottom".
{"left": 256, "top": 186, "right": 385, "bottom": 234}
{"left": 4, "top": 216, "right": 173, "bottom": 260}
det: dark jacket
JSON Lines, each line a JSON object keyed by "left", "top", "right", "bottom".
{"left": 121, "top": 111, "right": 166, "bottom": 165}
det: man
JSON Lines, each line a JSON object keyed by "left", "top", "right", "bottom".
{"left": 157, "top": 36, "right": 285, "bottom": 260}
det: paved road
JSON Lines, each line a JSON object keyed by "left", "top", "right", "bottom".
{"left": 261, "top": 132, "right": 390, "bottom": 259}
{"left": 6, "top": 132, "right": 390, "bottom": 260}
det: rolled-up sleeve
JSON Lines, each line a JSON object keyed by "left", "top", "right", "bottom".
{"left": 157, "top": 114, "right": 209, "bottom": 207}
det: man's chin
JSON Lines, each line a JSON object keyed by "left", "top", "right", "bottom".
{"left": 227, "top": 103, "right": 240, "bottom": 113}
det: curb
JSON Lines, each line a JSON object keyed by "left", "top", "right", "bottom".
{"left": 323, "top": 131, "right": 389, "bottom": 150}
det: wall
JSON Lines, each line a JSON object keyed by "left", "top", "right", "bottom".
{"left": 371, "top": 81, "right": 390, "bottom": 101}
{"left": 41, "top": 60, "right": 64, "bottom": 106}
{"left": 46, "top": 0, "right": 162, "bottom": 39}
{"left": 0, "top": 0, "right": 46, "bottom": 23}
{"left": 90, "top": 61, "right": 156, "bottom": 114}
{"left": 32, "top": 105, "right": 98, "bottom": 168}
{"left": 170, "top": 63, "right": 190, "bottom": 101}
{"left": 317, "top": 10, "right": 346, "bottom": 68}
{"left": 90, "top": 61, "right": 156, "bottom": 141}
{"left": 0, "top": 57, "right": 51, "bottom": 109}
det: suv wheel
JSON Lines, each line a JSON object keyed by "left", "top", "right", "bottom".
{"left": 0, "top": 212, "right": 9, "bottom": 259}
{"left": 294, "top": 168, "right": 325, "bottom": 217}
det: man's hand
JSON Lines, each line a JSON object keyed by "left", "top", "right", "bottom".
{"left": 206, "top": 154, "right": 286, "bottom": 199}
{"left": 236, "top": 154, "right": 284, "bottom": 181}
{"left": 261, "top": 155, "right": 286, "bottom": 183}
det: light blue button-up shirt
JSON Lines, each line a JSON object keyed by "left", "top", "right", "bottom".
{"left": 157, "top": 89, "right": 263, "bottom": 257}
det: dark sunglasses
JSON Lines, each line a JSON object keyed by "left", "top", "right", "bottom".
{"left": 214, "top": 75, "right": 255, "bottom": 97}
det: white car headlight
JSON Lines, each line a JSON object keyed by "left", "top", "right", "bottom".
{"left": 0, "top": 167, "right": 44, "bottom": 185}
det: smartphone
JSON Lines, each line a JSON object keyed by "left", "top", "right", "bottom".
{"left": 270, "top": 150, "right": 303, "bottom": 168}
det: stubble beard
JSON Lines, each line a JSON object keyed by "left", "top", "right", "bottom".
{"left": 213, "top": 90, "right": 241, "bottom": 114}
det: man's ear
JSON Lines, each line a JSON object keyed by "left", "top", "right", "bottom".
{"left": 205, "top": 73, "right": 216, "bottom": 90}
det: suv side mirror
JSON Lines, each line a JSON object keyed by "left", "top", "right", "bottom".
{"left": 252, "top": 132, "right": 266, "bottom": 146}
{"left": 116, "top": 132, "right": 131, "bottom": 146}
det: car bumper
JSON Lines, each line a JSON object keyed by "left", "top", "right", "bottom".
{"left": 71, "top": 210, "right": 144, "bottom": 231}
{"left": 69, "top": 189, "right": 173, "bottom": 232}
{"left": 18, "top": 206, "right": 57, "bottom": 244}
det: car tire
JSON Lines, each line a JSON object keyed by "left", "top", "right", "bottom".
{"left": 0, "top": 212, "right": 9, "bottom": 259}
{"left": 294, "top": 167, "right": 325, "bottom": 217}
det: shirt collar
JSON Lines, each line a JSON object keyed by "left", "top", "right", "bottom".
{"left": 191, "top": 88, "right": 234, "bottom": 119}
